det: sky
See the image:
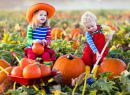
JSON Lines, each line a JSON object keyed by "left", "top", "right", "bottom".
{"left": 0, "top": 0, "right": 130, "bottom": 10}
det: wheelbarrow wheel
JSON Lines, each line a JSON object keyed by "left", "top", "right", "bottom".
{"left": 41, "top": 86, "right": 51, "bottom": 94}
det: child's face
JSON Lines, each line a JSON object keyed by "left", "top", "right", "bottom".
{"left": 84, "top": 20, "right": 97, "bottom": 33}
{"left": 37, "top": 10, "right": 47, "bottom": 26}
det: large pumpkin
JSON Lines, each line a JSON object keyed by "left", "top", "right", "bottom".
{"left": 52, "top": 54, "right": 85, "bottom": 85}
{"left": 0, "top": 66, "right": 15, "bottom": 84}
{"left": 98, "top": 59, "right": 127, "bottom": 79}
{"left": 32, "top": 43, "right": 45, "bottom": 55}
{"left": 0, "top": 59, "right": 11, "bottom": 71}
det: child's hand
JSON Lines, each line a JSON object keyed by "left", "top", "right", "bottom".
{"left": 96, "top": 52, "right": 101, "bottom": 60}
{"left": 41, "top": 39, "right": 47, "bottom": 45}
{"left": 33, "top": 39, "right": 42, "bottom": 43}
{"left": 107, "top": 34, "right": 113, "bottom": 42}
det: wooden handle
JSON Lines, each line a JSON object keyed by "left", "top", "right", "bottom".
{"left": 91, "top": 41, "right": 109, "bottom": 73}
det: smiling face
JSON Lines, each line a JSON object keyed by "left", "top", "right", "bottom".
{"left": 84, "top": 20, "right": 97, "bottom": 33}
{"left": 37, "top": 10, "right": 48, "bottom": 26}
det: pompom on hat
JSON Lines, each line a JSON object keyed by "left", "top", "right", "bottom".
{"left": 26, "top": 3, "right": 55, "bottom": 23}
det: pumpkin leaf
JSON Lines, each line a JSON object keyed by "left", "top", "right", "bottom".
{"left": 21, "top": 85, "right": 37, "bottom": 94}
{"left": 6, "top": 89, "right": 20, "bottom": 95}
{"left": 98, "top": 72, "right": 113, "bottom": 77}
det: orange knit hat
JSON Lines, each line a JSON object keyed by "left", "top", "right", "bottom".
{"left": 26, "top": 3, "right": 55, "bottom": 23}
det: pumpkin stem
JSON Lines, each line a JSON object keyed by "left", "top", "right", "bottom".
{"left": 34, "top": 57, "right": 42, "bottom": 67}
{"left": 67, "top": 55, "right": 74, "bottom": 60}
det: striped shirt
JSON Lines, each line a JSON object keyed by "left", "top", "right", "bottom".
{"left": 86, "top": 25, "right": 112, "bottom": 54}
{"left": 27, "top": 26, "right": 51, "bottom": 46}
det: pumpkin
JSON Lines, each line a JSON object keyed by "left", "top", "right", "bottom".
{"left": 11, "top": 66, "right": 23, "bottom": 77}
{"left": 0, "top": 66, "right": 15, "bottom": 84}
{"left": 70, "top": 28, "right": 81, "bottom": 38}
{"left": 108, "top": 15, "right": 114, "bottom": 19}
{"left": 52, "top": 55, "right": 85, "bottom": 85}
{"left": 51, "top": 28, "right": 63, "bottom": 38}
{"left": 39, "top": 64, "right": 51, "bottom": 77}
{"left": 0, "top": 59, "right": 10, "bottom": 71}
{"left": 72, "top": 40, "right": 79, "bottom": 50}
{"left": 98, "top": 59, "right": 127, "bottom": 79}
{"left": 105, "top": 21, "right": 112, "bottom": 26}
{"left": 0, "top": 77, "right": 14, "bottom": 95}
{"left": 32, "top": 43, "right": 45, "bottom": 55}
{"left": 19, "top": 58, "right": 32, "bottom": 70}
{"left": 23, "top": 63, "right": 41, "bottom": 78}
{"left": 63, "top": 37, "right": 71, "bottom": 41}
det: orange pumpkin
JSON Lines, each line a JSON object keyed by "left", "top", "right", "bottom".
{"left": 23, "top": 63, "right": 41, "bottom": 78}
{"left": 0, "top": 59, "right": 11, "bottom": 71}
{"left": 0, "top": 66, "right": 15, "bottom": 84}
{"left": 108, "top": 15, "right": 114, "bottom": 19}
{"left": 63, "top": 37, "right": 71, "bottom": 41}
{"left": 32, "top": 43, "right": 45, "bottom": 55}
{"left": 51, "top": 28, "right": 63, "bottom": 38}
{"left": 105, "top": 21, "right": 112, "bottom": 26}
{"left": 98, "top": 59, "right": 127, "bottom": 79}
{"left": 11, "top": 66, "right": 23, "bottom": 77}
{"left": 70, "top": 28, "right": 81, "bottom": 38}
{"left": 19, "top": 58, "right": 32, "bottom": 70}
{"left": 72, "top": 40, "right": 79, "bottom": 50}
{"left": 39, "top": 64, "right": 51, "bottom": 77}
{"left": 52, "top": 55, "right": 85, "bottom": 85}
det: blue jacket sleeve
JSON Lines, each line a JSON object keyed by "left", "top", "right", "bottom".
{"left": 86, "top": 31, "right": 98, "bottom": 54}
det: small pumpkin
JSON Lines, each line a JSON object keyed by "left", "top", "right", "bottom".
{"left": 108, "top": 15, "right": 114, "bottom": 19}
{"left": 39, "top": 64, "right": 51, "bottom": 77}
{"left": 11, "top": 66, "right": 23, "bottom": 77}
{"left": 23, "top": 63, "right": 41, "bottom": 78}
{"left": 98, "top": 59, "right": 127, "bottom": 79}
{"left": 51, "top": 28, "right": 63, "bottom": 38}
{"left": 72, "top": 40, "right": 79, "bottom": 50}
{"left": 63, "top": 37, "right": 71, "bottom": 41}
{"left": 19, "top": 58, "right": 32, "bottom": 70}
{"left": 70, "top": 28, "right": 81, "bottom": 38}
{"left": 0, "top": 59, "right": 11, "bottom": 71}
{"left": 0, "top": 66, "right": 15, "bottom": 84}
{"left": 32, "top": 43, "right": 45, "bottom": 55}
{"left": 52, "top": 54, "right": 85, "bottom": 85}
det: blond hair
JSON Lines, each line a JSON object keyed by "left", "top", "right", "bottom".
{"left": 81, "top": 11, "right": 97, "bottom": 26}
{"left": 30, "top": 10, "right": 48, "bottom": 29}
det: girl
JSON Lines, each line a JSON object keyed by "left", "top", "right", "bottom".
{"left": 81, "top": 11, "right": 113, "bottom": 76}
{"left": 24, "top": 3, "right": 56, "bottom": 69}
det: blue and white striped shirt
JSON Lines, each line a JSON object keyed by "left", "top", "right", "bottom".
{"left": 32, "top": 27, "right": 48, "bottom": 40}
{"left": 86, "top": 31, "right": 98, "bottom": 54}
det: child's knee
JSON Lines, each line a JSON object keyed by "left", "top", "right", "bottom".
{"left": 42, "top": 52, "right": 51, "bottom": 61}
{"left": 28, "top": 53, "right": 36, "bottom": 60}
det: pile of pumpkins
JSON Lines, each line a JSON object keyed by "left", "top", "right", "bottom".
{"left": 11, "top": 58, "right": 51, "bottom": 78}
